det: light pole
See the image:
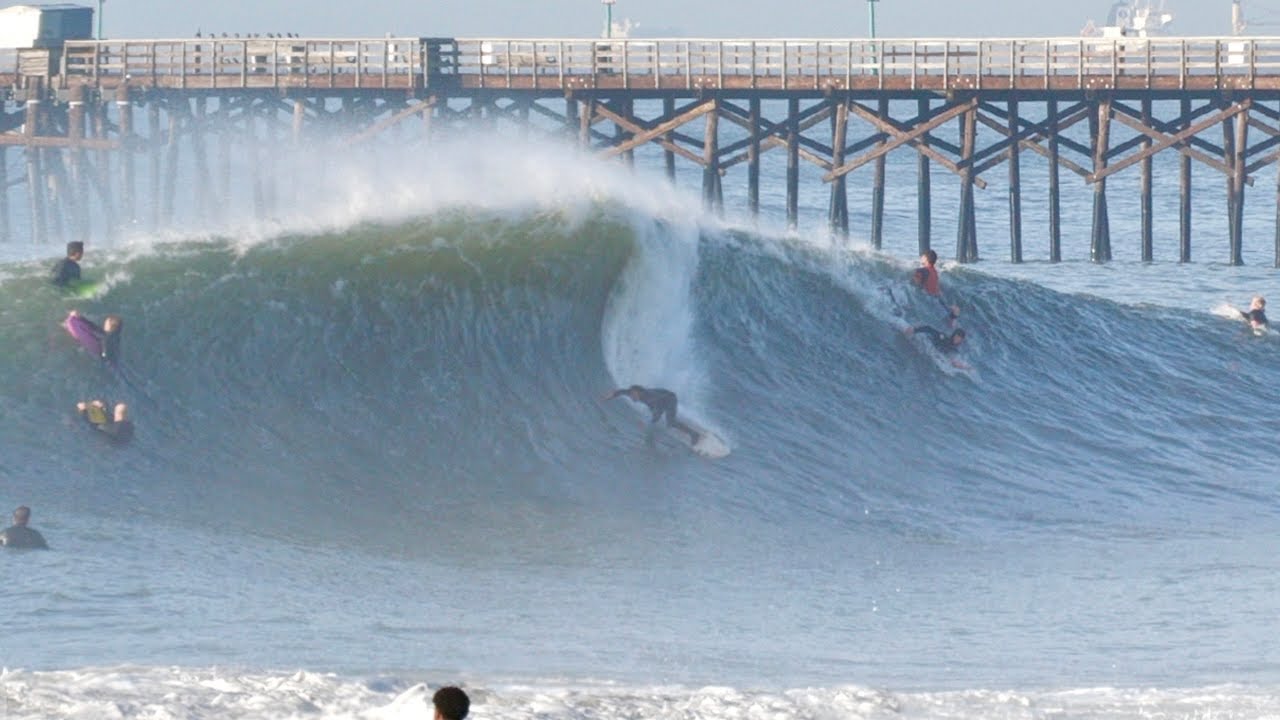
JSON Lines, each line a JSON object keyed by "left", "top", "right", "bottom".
{"left": 96, "top": 0, "right": 104, "bottom": 40}
{"left": 867, "top": 0, "right": 879, "bottom": 38}
{"left": 602, "top": 0, "right": 616, "bottom": 39}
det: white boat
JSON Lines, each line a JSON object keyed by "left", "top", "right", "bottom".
{"left": 1082, "top": 1, "right": 1175, "bottom": 37}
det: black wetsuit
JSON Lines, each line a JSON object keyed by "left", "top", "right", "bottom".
{"left": 80, "top": 317, "right": 121, "bottom": 364}
{"left": 99, "top": 420, "right": 134, "bottom": 446}
{"left": 51, "top": 257, "right": 81, "bottom": 287}
{"left": 1242, "top": 308, "right": 1268, "bottom": 328}
{"left": 631, "top": 388, "right": 680, "bottom": 425}
{"left": 610, "top": 387, "right": 700, "bottom": 443}
{"left": 101, "top": 329, "right": 121, "bottom": 364}
{"left": 913, "top": 325, "right": 960, "bottom": 354}
{"left": 0, "top": 525, "right": 48, "bottom": 549}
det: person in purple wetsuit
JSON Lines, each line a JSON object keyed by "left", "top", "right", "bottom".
{"left": 602, "top": 385, "right": 701, "bottom": 445}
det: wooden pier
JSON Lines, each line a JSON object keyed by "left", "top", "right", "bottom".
{"left": 4, "top": 36, "right": 1280, "bottom": 264}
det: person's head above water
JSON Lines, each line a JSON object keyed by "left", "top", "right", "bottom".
{"left": 114, "top": 403, "right": 129, "bottom": 423}
{"left": 66, "top": 241, "right": 83, "bottom": 261}
{"left": 1251, "top": 296, "right": 1266, "bottom": 310}
{"left": 103, "top": 315, "right": 122, "bottom": 333}
{"left": 12, "top": 506, "right": 32, "bottom": 526}
{"left": 950, "top": 328, "right": 966, "bottom": 346}
{"left": 432, "top": 686, "right": 470, "bottom": 720}
{"left": 920, "top": 249, "right": 938, "bottom": 266}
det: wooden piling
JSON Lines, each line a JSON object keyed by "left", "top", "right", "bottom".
{"left": 1090, "top": 99, "right": 1112, "bottom": 263}
{"left": 25, "top": 95, "right": 47, "bottom": 244}
{"left": 702, "top": 100, "right": 721, "bottom": 212}
{"left": 870, "top": 98, "right": 887, "bottom": 250}
{"left": 1140, "top": 97, "right": 1153, "bottom": 261}
{"left": 66, "top": 84, "right": 88, "bottom": 241}
{"left": 748, "top": 98, "right": 760, "bottom": 217}
{"left": 663, "top": 97, "right": 676, "bottom": 180}
{"left": 1180, "top": 97, "right": 1193, "bottom": 262}
{"left": 786, "top": 98, "right": 799, "bottom": 230}
{"left": 1047, "top": 98, "right": 1061, "bottom": 262}
{"left": 1228, "top": 103, "right": 1248, "bottom": 265}
{"left": 1007, "top": 96, "right": 1023, "bottom": 263}
{"left": 148, "top": 101, "right": 161, "bottom": 229}
{"left": 955, "top": 102, "right": 977, "bottom": 263}
{"left": 829, "top": 99, "right": 849, "bottom": 239}
{"left": 917, "top": 98, "right": 931, "bottom": 255}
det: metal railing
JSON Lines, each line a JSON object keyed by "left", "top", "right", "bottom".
{"left": 48, "top": 37, "right": 1280, "bottom": 91}
{"left": 59, "top": 38, "right": 422, "bottom": 88}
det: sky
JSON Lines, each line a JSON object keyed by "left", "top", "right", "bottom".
{"left": 76, "top": 1, "right": 1277, "bottom": 41}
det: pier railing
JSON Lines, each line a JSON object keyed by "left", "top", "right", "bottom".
{"left": 49, "top": 37, "right": 1280, "bottom": 92}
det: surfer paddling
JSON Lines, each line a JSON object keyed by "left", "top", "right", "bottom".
{"left": 1232, "top": 295, "right": 1268, "bottom": 333}
{"left": 602, "top": 385, "right": 701, "bottom": 445}
{"left": 65, "top": 310, "right": 123, "bottom": 365}
{"left": 76, "top": 400, "right": 135, "bottom": 445}
{"left": 911, "top": 250, "right": 960, "bottom": 326}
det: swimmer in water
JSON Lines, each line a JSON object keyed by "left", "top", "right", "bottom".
{"left": 1, "top": 506, "right": 49, "bottom": 549}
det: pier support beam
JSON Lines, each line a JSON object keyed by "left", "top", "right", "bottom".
{"left": 828, "top": 99, "right": 849, "bottom": 239}
{"left": 1090, "top": 99, "right": 1112, "bottom": 263}
{"left": 748, "top": 98, "right": 760, "bottom": 217}
{"left": 25, "top": 95, "right": 47, "bottom": 244}
{"left": 702, "top": 101, "right": 722, "bottom": 213}
{"left": 1007, "top": 96, "right": 1023, "bottom": 263}
{"left": 1180, "top": 98, "right": 1193, "bottom": 262}
{"left": 870, "top": 98, "right": 887, "bottom": 250}
{"left": 786, "top": 98, "right": 800, "bottom": 230}
{"left": 955, "top": 102, "right": 978, "bottom": 263}
{"left": 917, "top": 98, "right": 931, "bottom": 255}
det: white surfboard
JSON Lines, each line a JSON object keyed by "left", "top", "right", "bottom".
{"left": 679, "top": 419, "right": 730, "bottom": 459}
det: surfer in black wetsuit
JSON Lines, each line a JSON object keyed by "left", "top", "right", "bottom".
{"left": 50, "top": 241, "right": 84, "bottom": 287}
{"left": 1, "top": 506, "right": 49, "bottom": 550}
{"left": 903, "top": 325, "right": 970, "bottom": 369}
{"left": 1234, "top": 295, "right": 1268, "bottom": 332}
{"left": 602, "top": 385, "right": 701, "bottom": 445}
{"left": 76, "top": 400, "right": 135, "bottom": 446}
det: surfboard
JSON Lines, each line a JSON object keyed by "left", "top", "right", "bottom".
{"left": 68, "top": 279, "right": 103, "bottom": 299}
{"left": 679, "top": 419, "right": 730, "bottom": 459}
{"left": 64, "top": 313, "right": 103, "bottom": 357}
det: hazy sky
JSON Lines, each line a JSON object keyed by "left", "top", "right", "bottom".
{"left": 85, "top": 1, "right": 1272, "bottom": 40}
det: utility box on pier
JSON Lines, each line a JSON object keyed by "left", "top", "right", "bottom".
{"left": 0, "top": 4, "right": 92, "bottom": 78}
{"left": 0, "top": 4, "right": 92, "bottom": 49}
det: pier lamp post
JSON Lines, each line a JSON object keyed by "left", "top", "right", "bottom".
{"left": 602, "top": 0, "right": 616, "bottom": 39}
{"left": 96, "top": 0, "right": 104, "bottom": 40}
{"left": 867, "top": 0, "right": 879, "bottom": 38}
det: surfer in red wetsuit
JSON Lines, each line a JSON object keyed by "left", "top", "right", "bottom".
{"left": 602, "top": 385, "right": 701, "bottom": 445}
{"left": 911, "top": 250, "right": 960, "bottom": 325}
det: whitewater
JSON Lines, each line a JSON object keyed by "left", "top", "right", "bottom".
{"left": 2, "top": 116, "right": 1280, "bottom": 720}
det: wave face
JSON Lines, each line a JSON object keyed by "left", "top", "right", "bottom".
{"left": 5, "top": 170, "right": 1280, "bottom": 699}
{"left": 6, "top": 203, "right": 1280, "bottom": 542}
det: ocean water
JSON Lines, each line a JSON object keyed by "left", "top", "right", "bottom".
{"left": 2, "top": 101, "right": 1280, "bottom": 720}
